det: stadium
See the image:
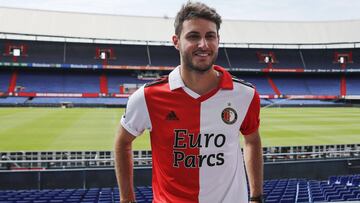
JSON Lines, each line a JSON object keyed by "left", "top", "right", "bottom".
{"left": 1, "top": 3, "right": 360, "bottom": 203}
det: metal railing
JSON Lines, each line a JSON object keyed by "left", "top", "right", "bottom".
{"left": 2, "top": 145, "right": 360, "bottom": 170}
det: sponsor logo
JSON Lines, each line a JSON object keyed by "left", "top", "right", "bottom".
{"left": 172, "top": 129, "right": 225, "bottom": 168}
{"left": 221, "top": 107, "right": 237, "bottom": 124}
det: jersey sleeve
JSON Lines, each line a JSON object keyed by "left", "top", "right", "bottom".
{"left": 240, "top": 90, "right": 260, "bottom": 136}
{"left": 120, "top": 85, "right": 151, "bottom": 136}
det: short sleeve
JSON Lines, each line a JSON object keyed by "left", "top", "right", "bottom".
{"left": 120, "top": 86, "right": 151, "bottom": 136}
{"left": 240, "top": 90, "right": 260, "bottom": 136}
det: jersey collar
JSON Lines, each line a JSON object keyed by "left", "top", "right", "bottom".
{"left": 168, "top": 65, "right": 233, "bottom": 91}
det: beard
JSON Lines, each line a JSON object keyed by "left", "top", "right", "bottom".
{"left": 181, "top": 50, "right": 218, "bottom": 73}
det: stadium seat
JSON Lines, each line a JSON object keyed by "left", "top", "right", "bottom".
{"left": 312, "top": 195, "right": 326, "bottom": 202}
{"left": 328, "top": 176, "right": 338, "bottom": 184}
{"left": 2, "top": 177, "right": 360, "bottom": 202}
{"left": 296, "top": 196, "right": 310, "bottom": 202}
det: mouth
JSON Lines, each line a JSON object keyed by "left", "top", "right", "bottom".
{"left": 194, "top": 52, "right": 211, "bottom": 57}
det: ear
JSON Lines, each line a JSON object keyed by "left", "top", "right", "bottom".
{"left": 172, "top": 35, "right": 179, "bottom": 50}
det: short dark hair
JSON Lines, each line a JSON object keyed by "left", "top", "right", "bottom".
{"left": 174, "top": 1, "right": 222, "bottom": 36}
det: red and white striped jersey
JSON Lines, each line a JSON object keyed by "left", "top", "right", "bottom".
{"left": 121, "top": 65, "right": 260, "bottom": 203}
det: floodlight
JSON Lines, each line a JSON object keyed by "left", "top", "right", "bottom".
{"left": 338, "top": 56, "right": 345, "bottom": 64}
{"left": 264, "top": 56, "right": 271, "bottom": 63}
{"left": 12, "top": 48, "right": 21, "bottom": 57}
{"left": 100, "top": 51, "right": 107, "bottom": 60}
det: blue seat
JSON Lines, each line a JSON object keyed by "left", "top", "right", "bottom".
{"left": 326, "top": 194, "right": 343, "bottom": 202}
{"left": 66, "top": 199, "right": 79, "bottom": 203}
{"left": 266, "top": 195, "right": 281, "bottom": 202}
{"left": 328, "top": 176, "right": 338, "bottom": 184}
{"left": 351, "top": 178, "right": 360, "bottom": 186}
{"left": 297, "top": 197, "right": 309, "bottom": 202}
{"left": 33, "top": 200, "right": 47, "bottom": 203}
{"left": 280, "top": 198, "right": 294, "bottom": 203}
{"left": 312, "top": 195, "right": 325, "bottom": 202}
{"left": 339, "top": 176, "right": 349, "bottom": 185}
{"left": 49, "top": 200, "right": 64, "bottom": 203}
{"left": 265, "top": 200, "right": 279, "bottom": 203}
{"left": 342, "top": 193, "right": 357, "bottom": 200}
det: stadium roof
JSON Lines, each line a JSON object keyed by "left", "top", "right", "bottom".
{"left": 0, "top": 7, "right": 360, "bottom": 48}
{"left": 2, "top": 0, "right": 360, "bottom": 22}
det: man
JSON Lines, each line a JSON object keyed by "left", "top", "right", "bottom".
{"left": 114, "top": 2, "right": 263, "bottom": 203}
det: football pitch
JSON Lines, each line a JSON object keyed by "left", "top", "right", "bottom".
{"left": 1, "top": 107, "right": 360, "bottom": 151}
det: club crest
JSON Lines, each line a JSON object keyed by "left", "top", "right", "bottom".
{"left": 221, "top": 107, "right": 237, "bottom": 124}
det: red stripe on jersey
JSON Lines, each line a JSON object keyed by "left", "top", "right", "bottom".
{"left": 240, "top": 90, "right": 260, "bottom": 135}
{"left": 145, "top": 82, "right": 200, "bottom": 203}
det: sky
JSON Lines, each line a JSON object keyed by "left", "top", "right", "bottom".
{"left": 0, "top": 0, "right": 360, "bottom": 21}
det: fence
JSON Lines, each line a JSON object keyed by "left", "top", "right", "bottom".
{"left": 1, "top": 144, "right": 360, "bottom": 170}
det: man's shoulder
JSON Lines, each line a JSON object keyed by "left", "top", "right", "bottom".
{"left": 145, "top": 76, "right": 169, "bottom": 88}
{"left": 231, "top": 76, "right": 255, "bottom": 89}
{"left": 214, "top": 65, "right": 254, "bottom": 90}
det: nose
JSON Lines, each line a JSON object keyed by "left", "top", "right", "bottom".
{"left": 198, "top": 38, "right": 209, "bottom": 49}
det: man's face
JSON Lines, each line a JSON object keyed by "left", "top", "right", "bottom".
{"left": 173, "top": 18, "right": 219, "bottom": 72}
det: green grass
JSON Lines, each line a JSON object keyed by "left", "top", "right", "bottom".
{"left": 259, "top": 107, "right": 360, "bottom": 147}
{"left": 1, "top": 107, "right": 360, "bottom": 151}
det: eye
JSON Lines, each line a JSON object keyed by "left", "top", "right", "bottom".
{"left": 186, "top": 34, "right": 200, "bottom": 40}
{"left": 206, "top": 34, "right": 217, "bottom": 40}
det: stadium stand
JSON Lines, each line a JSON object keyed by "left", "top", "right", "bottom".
{"left": 29, "top": 97, "right": 128, "bottom": 105}
{"left": 65, "top": 42, "right": 105, "bottom": 65}
{"left": 2, "top": 176, "right": 360, "bottom": 202}
{"left": 113, "top": 44, "right": 149, "bottom": 66}
{"left": 238, "top": 75, "right": 276, "bottom": 95}
{"left": 226, "top": 47, "right": 266, "bottom": 70}
{"left": 1, "top": 38, "right": 360, "bottom": 108}
{"left": 215, "top": 47, "right": 231, "bottom": 68}
{"left": 346, "top": 75, "right": 360, "bottom": 95}
{"left": 271, "top": 74, "right": 341, "bottom": 96}
{"left": 0, "top": 70, "right": 11, "bottom": 92}
{"left": 107, "top": 70, "right": 147, "bottom": 94}
{"left": 0, "top": 97, "right": 28, "bottom": 104}
{"left": 262, "top": 99, "right": 342, "bottom": 106}
{"left": 270, "top": 49, "right": 304, "bottom": 68}
{"left": 0, "top": 187, "right": 153, "bottom": 203}
{"left": 2, "top": 39, "right": 360, "bottom": 70}
{"left": 148, "top": 45, "right": 179, "bottom": 66}
{"left": 16, "top": 69, "right": 100, "bottom": 93}
{"left": 301, "top": 49, "right": 339, "bottom": 70}
{"left": 25, "top": 41, "right": 65, "bottom": 64}
{"left": 271, "top": 75, "right": 311, "bottom": 95}
{"left": 306, "top": 75, "right": 341, "bottom": 95}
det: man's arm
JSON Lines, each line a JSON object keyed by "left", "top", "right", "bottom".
{"left": 114, "top": 125, "right": 137, "bottom": 203}
{"left": 243, "top": 129, "right": 263, "bottom": 202}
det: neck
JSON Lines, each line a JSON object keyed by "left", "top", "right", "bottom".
{"left": 180, "top": 65, "right": 221, "bottom": 95}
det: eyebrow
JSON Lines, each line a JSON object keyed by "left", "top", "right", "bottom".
{"left": 185, "top": 31, "right": 200, "bottom": 35}
{"left": 185, "top": 31, "right": 217, "bottom": 35}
